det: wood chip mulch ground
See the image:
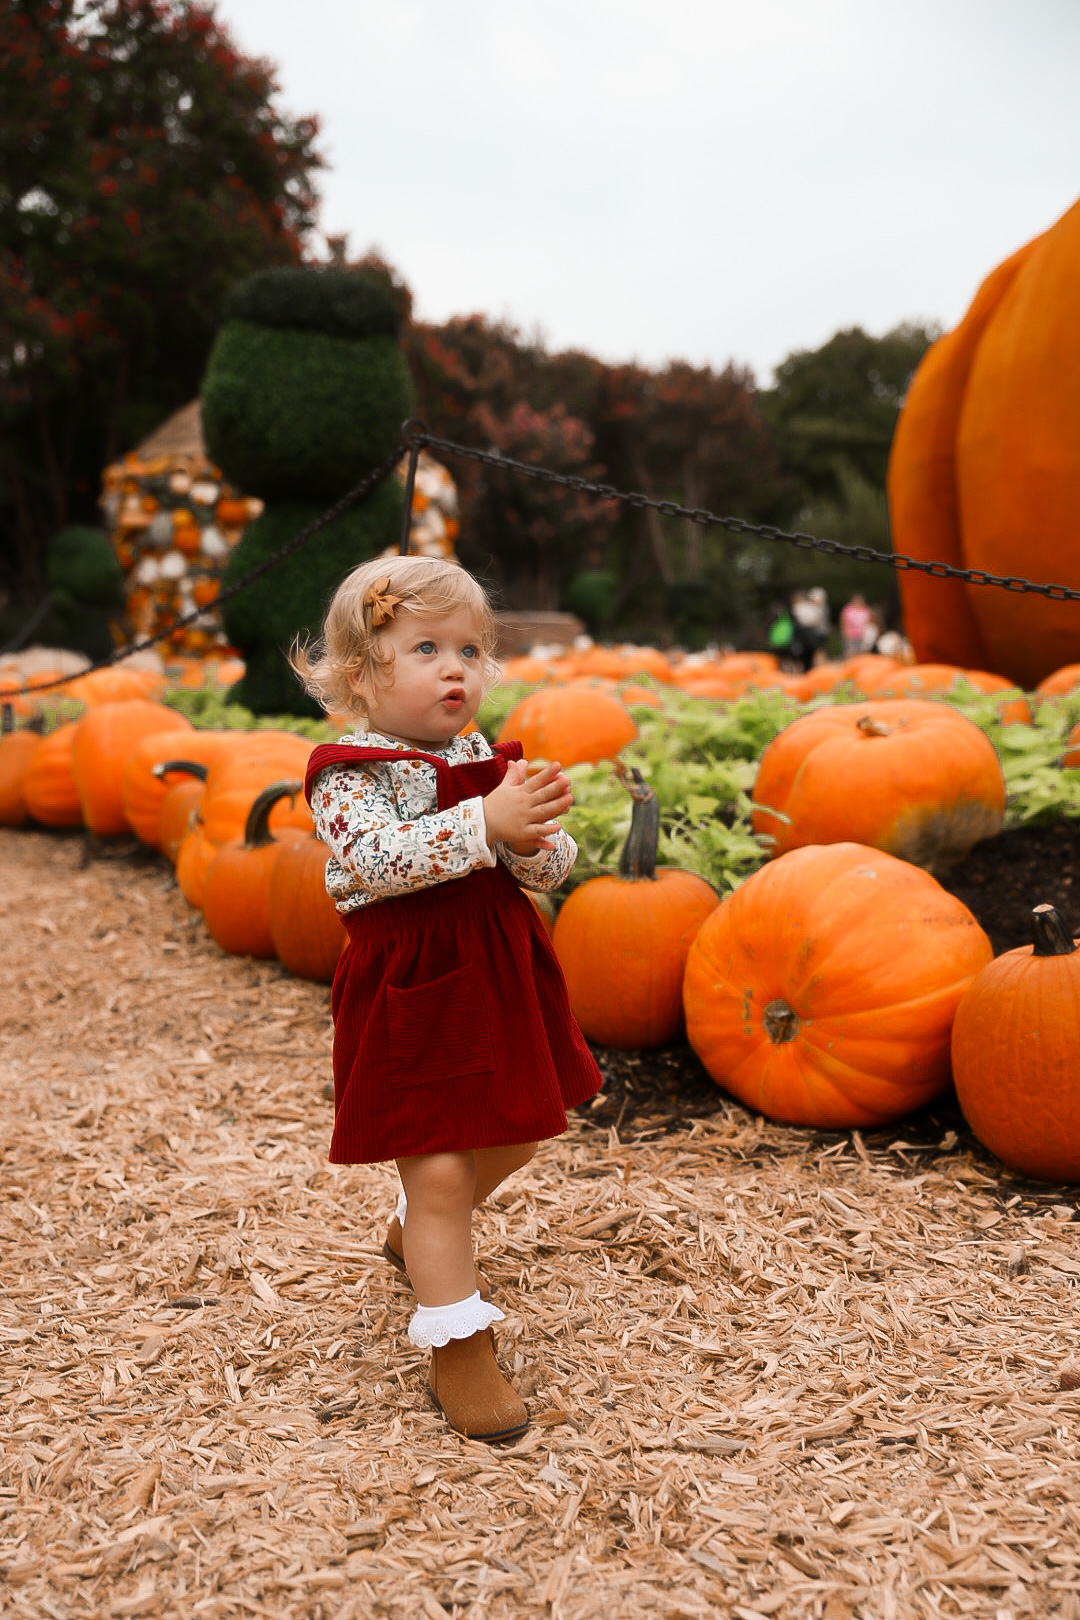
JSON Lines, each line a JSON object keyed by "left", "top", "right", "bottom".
{"left": 3, "top": 824, "right": 1080, "bottom": 1620}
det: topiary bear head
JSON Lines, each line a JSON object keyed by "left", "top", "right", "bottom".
{"left": 201, "top": 267, "right": 416, "bottom": 502}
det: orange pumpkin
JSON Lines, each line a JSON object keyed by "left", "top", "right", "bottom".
{"left": 952, "top": 904, "right": 1080, "bottom": 1181}
{"left": 552, "top": 768, "right": 719, "bottom": 1048}
{"left": 268, "top": 836, "right": 348, "bottom": 982}
{"left": 683, "top": 841, "right": 993, "bottom": 1128}
{"left": 65, "top": 667, "right": 164, "bottom": 706}
{"left": 199, "top": 735, "right": 314, "bottom": 845}
{"left": 0, "top": 727, "right": 44, "bottom": 827}
{"left": 215, "top": 496, "right": 250, "bottom": 529}
{"left": 752, "top": 699, "right": 1005, "bottom": 871}
{"left": 203, "top": 782, "right": 308, "bottom": 957}
{"left": 888, "top": 200, "right": 1080, "bottom": 685}
{"left": 120, "top": 728, "right": 235, "bottom": 847}
{"left": 1037, "top": 664, "right": 1080, "bottom": 699}
{"left": 72, "top": 700, "right": 192, "bottom": 837}
{"left": 22, "top": 723, "right": 83, "bottom": 827}
{"left": 157, "top": 765, "right": 208, "bottom": 864}
{"left": 176, "top": 820, "right": 220, "bottom": 910}
{"left": 497, "top": 684, "right": 637, "bottom": 767}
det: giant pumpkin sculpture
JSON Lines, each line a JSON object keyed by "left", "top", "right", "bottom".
{"left": 887, "top": 197, "right": 1080, "bottom": 687}
{"left": 683, "top": 842, "right": 992, "bottom": 1129}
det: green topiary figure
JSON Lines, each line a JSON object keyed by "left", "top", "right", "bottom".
{"left": 42, "top": 526, "right": 126, "bottom": 661}
{"left": 201, "top": 267, "right": 415, "bottom": 714}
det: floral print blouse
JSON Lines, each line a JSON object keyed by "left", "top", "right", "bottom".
{"left": 309, "top": 729, "right": 578, "bottom": 912}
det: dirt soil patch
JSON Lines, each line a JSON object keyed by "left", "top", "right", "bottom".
{"left": 3, "top": 825, "right": 1080, "bottom": 1620}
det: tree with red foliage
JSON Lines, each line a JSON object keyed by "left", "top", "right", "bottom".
{"left": 406, "top": 314, "right": 615, "bottom": 611}
{"left": 0, "top": 0, "right": 322, "bottom": 612}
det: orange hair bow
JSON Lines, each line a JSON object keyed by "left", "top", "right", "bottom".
{"left": 364, "top": 576, "right": 405, "bottom": 628}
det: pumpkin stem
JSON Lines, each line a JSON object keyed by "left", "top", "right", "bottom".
{"left": 152, "top": 758, "right": 210, "bottom": 783}
{"left": 856, "top": 715, "right": 893, "bottom": 739}
{"left": 615, "top": 763, "right": 660, "bottom": 881}
{"left": 763, "top": 999, "right": 801, "bottom": 1044}
{"left": 244, "top": 779, "right": 303, "bottom": 848}
{"left": 1, "top": 702, "right": 12, "bottom": 735}
{"left": 1031, "top": 903, "right": 1079, "bottom": 957}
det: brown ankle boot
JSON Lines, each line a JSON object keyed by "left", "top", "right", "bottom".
{"left": 383, "top": 1218, "right": 494, "bottom": 1301}
{"left": 428, "top": 1329, "right": 528, "bottom": 1443}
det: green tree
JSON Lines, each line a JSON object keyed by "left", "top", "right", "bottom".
{"left": 0, "top": 0, "right": 322, "bottom": 607}
{"left": 761, "top": 322, "right": 939, "bottom": 502}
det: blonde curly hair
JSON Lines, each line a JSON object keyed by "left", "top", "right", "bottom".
{"left": 291, "top": 556, "right": 501, "bottom": 720}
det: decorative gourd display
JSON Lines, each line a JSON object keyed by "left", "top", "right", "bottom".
{"left": 267, "top": 833, "right": 348, "bottom": 982}
{"left": 752, "top": 699, "right": 1005, "bottom": 872}
{"left": 888, "top": 198, "right": 1080, "bottom": 686}
{"left": 683, "top": 842, "right": 993, "bottom": 1129}
{"left": 71, "top": 700, "right": 193, "bottom": 837}
{"left": 203, "top": 781, "right": 308, "bottom": 957}
{"left": 0, "top": 724, "right": 44, "bottom": 828}
{"left": 497, "top": 684, "right": 637, "bottom": 768}
{"left": 552, "top": 767, "right": 719, "bottom": 1048}
{"left": 22, "top": 723, "right": 83, "bottom": 827}
{"left": 952, "top": 904, "right": 1080, "bottom": 1181}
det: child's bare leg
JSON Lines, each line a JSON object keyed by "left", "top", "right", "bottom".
{"left": 396, "top": 1152, "right": 476, "bottom": 1306}
{"left": 472, "top": 1142, "right": 537, "bottom": 1206}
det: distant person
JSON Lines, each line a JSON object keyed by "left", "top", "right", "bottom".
{"left": 767, "top": 601, "right": 795, "bottom": 661}
{"left": 791, "top": 587, "right": 829, "bottom": 672}
{"left": 840, "top": 593, "right": 874, "bottom": 658}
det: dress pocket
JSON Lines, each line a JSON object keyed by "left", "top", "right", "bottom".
{"left": 386, "top": 964, "right": 494, "bottom": 1086}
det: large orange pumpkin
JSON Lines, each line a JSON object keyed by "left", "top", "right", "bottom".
{"left": 683, "top": 842, "right": 993, "bottom": 1128}
{"left": 497, "top": 684, "right": 637, "bottom": 767}
{"left": 0, "top": 727, "right": 44, "bottom": 827}
{"left": 552, "top": 768, "right": 719, "bottom": 1048}
{"left": 752, "top": 699, "right": 1005, "bottom": 872}
{"left": 22, "top": 723, "right": 83, "bottom": 827}
{"left": 888, "top": 199, "right": 1080, "bottom": 686}
{"left": 71, "top": 700, "right": 193, "bottom": 837}
{"left": 268, "top": 835, "right": 348, "bottom": 982}
{"left": 952, "top": 904, "right": 1080, "bottom": 1181}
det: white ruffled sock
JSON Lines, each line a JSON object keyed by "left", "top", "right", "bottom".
{"left": 395, "top": 1190, "right": 407, "bottom": 1227}
{"left": 408, "top": 1291, "right": 505, "bottom": 1350}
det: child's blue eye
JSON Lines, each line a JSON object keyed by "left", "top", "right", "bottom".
{"left": 462, "top": 645, "right": 478, "bottom": 659}
{"left": 417, "top": 641, "right": 436, "bottom": 654}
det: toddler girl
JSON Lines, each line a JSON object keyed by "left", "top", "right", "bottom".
{"left": 295, "top": 556, "right": 602, "bottom": 1443}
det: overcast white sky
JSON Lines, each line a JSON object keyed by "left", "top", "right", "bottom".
{"left": 212, "top": 0, "right": 1080, "bottom": 385}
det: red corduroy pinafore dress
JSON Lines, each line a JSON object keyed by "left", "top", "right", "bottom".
{"left": 304, "top": 740, "right": 603, "bottom": 1165}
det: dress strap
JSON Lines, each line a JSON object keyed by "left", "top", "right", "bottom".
{"left": 304, "top": 739, "right": 524, "bottom": 811}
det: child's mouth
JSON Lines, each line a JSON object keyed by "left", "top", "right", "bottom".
{"left": 444, "top": 690, "right": 465, "bottom": 707}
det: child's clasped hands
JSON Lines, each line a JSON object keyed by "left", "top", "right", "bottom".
{"left": 482, "top": 758, "right": 573, "bottom": 855}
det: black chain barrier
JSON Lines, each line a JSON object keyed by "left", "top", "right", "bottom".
{"left": 8, "top": 416, "right": 1080, "bottom": 702}
{"left": 403, "top": 421, "right": 1080, "bottom": 604}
